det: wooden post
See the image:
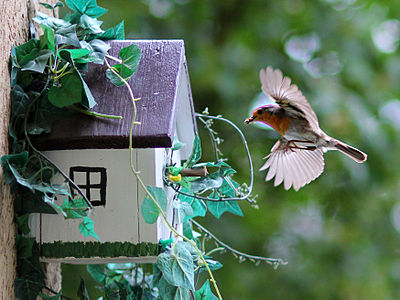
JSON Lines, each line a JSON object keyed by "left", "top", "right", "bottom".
{"left": 0, "top": 0, "right": 56, "bottom": 298}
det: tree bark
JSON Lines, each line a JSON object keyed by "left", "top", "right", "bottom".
{"left": 0, "top": 0, "right": 57, "bottom": 298}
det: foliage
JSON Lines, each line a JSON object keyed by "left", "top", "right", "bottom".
{"left": 2, "top": 0, "right": 140, "bottom": 298}
{"left": 96, "top": 0, "right": 400, "bottom": 299}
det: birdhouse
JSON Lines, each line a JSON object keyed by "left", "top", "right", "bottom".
{"left": 29, "top": 40, "right": 197, "bottom": 263}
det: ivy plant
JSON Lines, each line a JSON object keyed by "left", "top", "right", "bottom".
{"left": 2, "top": 0, "right": 140, "bottom": 299}
{"left": 2, "top": 0, "right": 286, "bottom": 299}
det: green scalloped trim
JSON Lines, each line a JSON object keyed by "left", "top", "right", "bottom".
{"left": 40, "top": 241, "right": 159, "bottom": 258}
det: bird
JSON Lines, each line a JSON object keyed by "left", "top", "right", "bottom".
{"left": 245, "top": 66, "right": 367, "bottom": 191}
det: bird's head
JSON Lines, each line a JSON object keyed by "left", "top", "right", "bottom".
{"left": 245, "top": 105, "right": 276, "bottom": 124}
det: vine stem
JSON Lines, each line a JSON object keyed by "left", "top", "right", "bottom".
{"left": 104, "top": 58, "right": 223, "bottom": 299}
{"left": 23, "top": 75, "right": 93, "bottom": 210}
{"left": 70, "top": 105, "right": 123, "bottom": 119}
{"left": 192, "top": 220, "right": 287, "bottom": 268}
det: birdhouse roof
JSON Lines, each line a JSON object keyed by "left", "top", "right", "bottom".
{"left": 33, "top": 40, "right": 197, "bottom": 152}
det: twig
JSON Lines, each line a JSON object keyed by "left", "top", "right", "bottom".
{"left": 191, "top": 219, "right": 287, "bottom": 269}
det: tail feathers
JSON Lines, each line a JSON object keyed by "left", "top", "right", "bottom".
{"left": 334, "top": 141, "right": 367, "bottom": 163}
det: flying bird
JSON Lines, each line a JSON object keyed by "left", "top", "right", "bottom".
{"left": 245, "top": 66, "right": 367, "bottom": 191}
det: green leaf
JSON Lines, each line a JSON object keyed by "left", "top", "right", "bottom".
{"left": 79, "top": 14, "right": 104, "bottom": 35}
{"left": 14, "top": 39, "right": 40, "bottom": 66}
{"left": 55, "top": 24, "right": 80, "bottom": 47}
{"left": 16, "top": 235, "right": 35, "bottom": 258}
{"left": 48, "top": 72, "right": 82, "bottom": 108}
{"left": 157, "top": 241, "right": 195, "bottom": 290}
{"left": 194, "top": 280, "right": 218, "bottom": 300}
{"left": 172, "top": 135, "right": 185, "bottom": 151}
{"left": 21, "top": 49, "right": 53, "bottom": 73}
{"left": 38, "top": 292, "right": 62, "bottom": 300}
{"left": 190, "top": 173, "right": 224, "bottom": 193}
{"left": 141, "top": 186, "right": 167, "bottom": 224}
{"left": 15, "top": 189, "right": 58, "bottom": 215}
{"left": 178, "top": 188, "right": 207, "bottom": 219}
{"left": 79, "top": 217, "right": 101, "bottom": 241}
{"left": 183, "top": 221, "right": 194, "bottom": 239}
{"left": 80, "top": 39, "right": 111, "bottom": 64}
{"left": 185, "top": 135, "right": 202, "bottom": 167}
{"left": 58, "top": 50, "right": 96, "bottom": 108}
{"left": 39, "top": 1, "right": 64, "bottom": 10}
{"left": 106, "top": 44, "right": 142, "bottom": 86}
{"left": 40, "top": 24, "right": 55, "bottom": 52}
{"left": 66, "top": 0, "right": 108, "bottom": 17}
{"left": 17, "top": 214, "right": 30, "bottom": 235}
{"left": 199, "top": 258, "right": 223, "bottom": 272}
{"left": 158, "top": 276, "right": 190, "bottom": 300}
{"left": 207, "top": 196, "right": 243, "bottom": 218}
{"left": 77, "top": 277, "right": 90, "bottom": 300}
{"left": 0, "top": 152, "right": 28, "bottom": 185}
{"left": 173, "top": 201, "right": 194, "bottom": 223}
{"left": 33, "top": 11, "right": 71, "bottom": 30}
{"left": 87, "top": 264, "right": 106, "bottom": 284}
{"left": 60, "top": 197, "right": 89, "bottom": 219}
{"left": 97, "top": 20, "right": 125, "bottom": 40}
{"left": 58, "top": 48, "right": 92, "bottom": 61}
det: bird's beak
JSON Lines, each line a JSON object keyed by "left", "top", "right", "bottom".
{"left": 244, "top": 116, "right": 255, "bottom": 124}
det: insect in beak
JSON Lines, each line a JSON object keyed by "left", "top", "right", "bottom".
{"left": 244, "top": 116, "right": 255, "bottom": 124}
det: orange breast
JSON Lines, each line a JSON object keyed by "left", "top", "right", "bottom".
{"left": 261, "top": 114, "right": 290, "bottom": 135}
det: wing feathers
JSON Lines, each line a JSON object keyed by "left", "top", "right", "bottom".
{"left": 260, "top": 66, "right": 320, "bottom": 131}
{"left": 261, "top": 139, "right": 325, "bottom": 190}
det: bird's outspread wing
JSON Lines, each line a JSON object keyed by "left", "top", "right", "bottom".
{"left": 260, "top": 138, "right": 325, "bottom": 191}
{"left": 260, "top": 66, "right": 319, "bottom": 131}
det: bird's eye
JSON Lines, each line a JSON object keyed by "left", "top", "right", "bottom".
{"left": 257, "top": 109, "right": 263, "bottom": 115}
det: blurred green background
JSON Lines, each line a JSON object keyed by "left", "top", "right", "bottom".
{"left": 71, "top": 0, "right": 400, "bottom": 298}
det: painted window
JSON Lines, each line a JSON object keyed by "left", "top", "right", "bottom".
{"left": 69, "top": 166, "right": 107, "bottom": 206}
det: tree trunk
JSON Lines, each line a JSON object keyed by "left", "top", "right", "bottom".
{"left": 0, "top": 0, "right": 57, "bottom": 298}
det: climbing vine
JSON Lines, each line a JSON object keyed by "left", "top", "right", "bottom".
{"left": 1, "top": 1, "right": 285, "bottom": 299}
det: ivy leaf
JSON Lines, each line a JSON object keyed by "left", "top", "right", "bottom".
{"left": 97, "top": 20, "right": 125, "bottom": 40}
{"left": 58, "top": 48, "right": 93, "bottom": 61}
{"left": 15, "top": 189, "right": 58, "bottom": 215}
{"left": 55, "top": 24, "right": 80, "bottom": 47}
{"left": 0, "top": 151, "right": 28, "bottom": 185}
{"left": 198, "top": 258, "right": 223, "bottom": 273}
{"left": 38, "top": 292, "right": 62, "bottom": 299}
{"left": 66, "top": 0, "right": 108, "bottom": 17}
{"left": 106, "top": 44, "right": 142, "bottom": 87}
{"left": 48, "top": 72, "right": 82, "bottom": 108}
{"left": 190, "top": 173, "right": 224, "bottom": 193}
{"left": 60, "top": 198, "right": 89, "bottom": 219}
{"left": 178, "top": 188, "right": 207, "bottom": 219}
{"left": 87, "top": 264, "right": 106, "bottom": 284}
{"left": 158, "top": 276, "right": 190, "bottom": 300}
{"left": 56, "top": 50, "right": 96, "bottom": 108}
{"left": 183, "top": 221, "right": 194, "bottom": 239}
{"left": 40, "top": 24, "right": 55, "bottom": 52}
{"left": 185, "top": 135, "right": 202, "bottom": 167}
{"left": 21, "top": 49, "right": 53, "bottom": 73}
{"left": 79, "top": 217, "right": 101, "bottom": 241}
{"left": 39, "top": 1, "right": 64, "bottom": 10}
{"left": 194, "top": 280, "right": 218, "bottom": 300}
{"left": 16, "top": 235, "right": 35, "bottom": 258}
{"left": 173, "top": 201, "right": 194, "bottom": 223}
{"left": 172, "top": 135, "right": 185, "bottom": 151}
{"left": 157, "top": 241, "right": 195, "bottom": 290}
{"left": 79, "top": 14, "right": 104, "bottom": 35}
{"left": 206, "top": 196, "right": 243, "bottom": 218}
{"left": 141, "top": 186, "right": 167, "bottom": 224}
{"left": 77, "top": 277, "right": 90, "bottom": 300}
{"left": 17, "top": 214, "right": 30, "bottom": 235}
{"left": 33, "top": 11, "right": 71, "bottom": 30}
{"left": 80, "top": 39, "right": 111, "bottom": 64}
